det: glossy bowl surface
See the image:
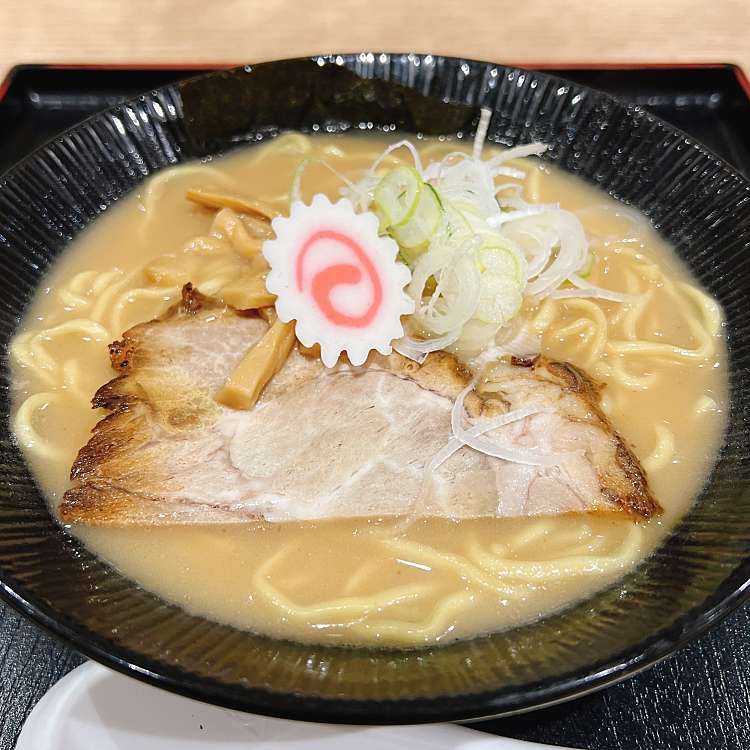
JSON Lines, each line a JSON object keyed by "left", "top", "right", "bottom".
{"left": 0, "top": 54, "right": 749, "bottom": 724}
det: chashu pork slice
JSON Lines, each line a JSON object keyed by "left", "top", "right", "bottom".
{"left": 60, "top": 286, "right": 660, "bottom": 525}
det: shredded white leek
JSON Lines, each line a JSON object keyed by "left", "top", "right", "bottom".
{"left": 289, "top": 107, "right": 638, "bottom": 363}
{"left": 486, "top": 205, "right": 555, "bottom": 227}
{"left": 472, "top": 108, "right": 492, "bottom": 162}
{"left": 290, "top": 158, "right": 355, "bottom": 209}
{"left": 370, "top": 139, "right": 424, "bottom": 175}
{"left": 427, "top": 378, "right": 560, "bottom": 471}
{"left": 488, "top": 142, "right": 548, "bottom": 165}
{"left": 451, "top": 380, "right": 563, "bottom": 467}
{"left": 549, "top": 288, "right": 634, "bottom": 303}
{"left": 393, "top": 329, "right": 461, "bottom": 363}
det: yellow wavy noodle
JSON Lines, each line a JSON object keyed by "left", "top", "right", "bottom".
{"left": 341, "top": 559, "right": 389, "bottom": 596}
{"left": 61, "top": 360, "right": 102, "bottom": 404}
{"left": 525, "top": 165, "right": 542, "bottom": 202}
{"left": 621, "top": 290, "right": 653, "bottom": 340}
{"left": 247, "top": 133, "right": 313, "bottom": 163}
{"left": 254, "top": 541, "right": 484, "bottom": 641}
{"left": 9, "top": 332, "right": 38, "bottom": 377}
{"left": 145, "top": 252, "right": 254, "bottom": 289}
{"left": 109, "top": 286, "right": 181, "bottom": 335}
{"left": 58, "top": 269, "right": 120, "bottom": 309}
{"left": 605, "top": 272, "right": 720, "bottom": 363}
{"left": 466, "top": 524, "right": 644, "bottom": 580}
{"left": 607, "top": 331, "right": 715, "bottom": 361}
{"left": 613, "top": 244, "right": 662, "bottom": 266}
{"left": 182, "top": 234, "right": 232, "bottom": 255}
{"left": 142, "top": 166, "right": 241, "bottom": 209}
{"left": 536, "top": 297, "right": 608, "bottom": 368}
{"left": 502, "top": 518, "right": 551, "bottom": 549}
{"left": 530, "top": 298, "right": 557, "bottom": 335}
{"left": 380, "top": 538, "right": 519, "bottom": 596}
{"left": 252, "top": 544, "right": 435, "bottom": 622}
{"left": 210, "top": 208, "right": 263, "bottom": 258}
{"left": 554, "top": 317, "right": 590, "bottom": 338}
{"left": 13, "top": 392, "right": 78, "bottom": 462}
{"left": 677, "top": 281, "right": 723, "bottom": 338}
{"left": 143, "top": 256, "right": 193, "bottom": 286}
{"left": 248, "top": 518, "right": 644, "bottom": 642}
{"left": 137, "top": 164, "right": 248, "bottom": 243}
{"left": 643, "top": 424, "right": 676, "bottom": 474}
{"left": 369, "top": 592, "right": 476, "bottom": 643}
{"left": 242, "top": 132, "right": 363, "bottom": 203}
{"left": 609, "top": 359, "right": 659, "bottom": 391}
{"left": 578, "top": 205, "right": 650, "bottom": 247}
{"left": 90, "top": 269, "right": 143, "bottom": 323}
{"left": 695, "top": 395, "right": 719, "bottom": 415}
{"left": 11, "top": 319, "right": 110, "bottom": 388}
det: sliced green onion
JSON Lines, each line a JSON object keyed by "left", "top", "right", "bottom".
{"left": 442, "top": 200, "right": 472, "bottom": 241}
{"left": 475, "top": 273, "right": 524, "bottom": 325}
{"left": 476, "top": 244, "right": 522, "bottom": 282}
{"left": 578, "top": 251, "right": 595, "bottom": 279}
{"left": 392, "top": 183, "right": 444, "bottom": 252}
{"left": 374, "top": 166, "right": 422, "bottom": 228}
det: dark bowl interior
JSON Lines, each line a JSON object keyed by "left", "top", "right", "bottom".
{"left": 0, "top": 54, "right": 749, "bottom": 724}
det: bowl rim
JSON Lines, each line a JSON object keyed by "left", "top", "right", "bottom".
{"left": 4, "top": 559, "right": 750, "bottom": 724}
{"left": 1, "top": 52, "right": 749, "bottom": 724}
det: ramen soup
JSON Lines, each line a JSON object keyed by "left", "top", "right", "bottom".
{"left": 10, "top": 130, "right": 727, "bottom": 647}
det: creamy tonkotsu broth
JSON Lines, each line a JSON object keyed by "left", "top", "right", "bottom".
{"left": 10, "top": 134, "right": 727, "bottom": 647}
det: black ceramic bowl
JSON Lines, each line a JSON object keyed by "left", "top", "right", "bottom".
{"left": 0, "top": 54, "right": 749, "bottom": 724}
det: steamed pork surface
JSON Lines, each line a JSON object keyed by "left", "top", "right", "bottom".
{"left": 61, "top": 286, "right": 658, "bottom": 526}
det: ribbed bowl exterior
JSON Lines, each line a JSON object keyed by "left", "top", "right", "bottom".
{"left": 0, "top": 54, "right": 748, "bottom": 723}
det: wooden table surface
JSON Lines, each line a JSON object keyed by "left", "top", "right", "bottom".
{"left": 1, "top": 0, "right": 749, "bottom": 80}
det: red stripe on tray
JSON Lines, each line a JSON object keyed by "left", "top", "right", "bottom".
{"left": 734, "top": 66, "right": 750, "bottom": 102}
{"left": 0, "top": 71, "right": 13, "bottom": 102}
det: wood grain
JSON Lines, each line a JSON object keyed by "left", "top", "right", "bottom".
{"left": 1, "top": 0, "right": 749, "bottom": 80}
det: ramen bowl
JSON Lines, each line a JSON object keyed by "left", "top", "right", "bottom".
{"left": 0, "top": 54, "right": 748, "bottom": 723}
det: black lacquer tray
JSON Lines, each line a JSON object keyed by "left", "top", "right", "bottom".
{"left": 1, "top": 60, "right": 750, "bottom": 749}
